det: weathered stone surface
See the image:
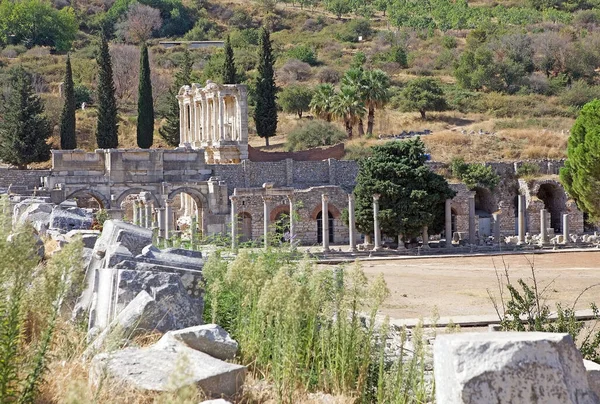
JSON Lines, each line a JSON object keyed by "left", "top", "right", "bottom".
{"left": 434, "top": 332, "right": 600, "bottom": 404}
{"left": 94, "top": 220, "right": 153, "bottom": 257}
{"left": 585, "top": 360, "right": 600, "bottom": 400}
{"left": 157, "top": 324, "right": 237, "bottom": 361}
{"left": 64, "top": 229, "right": 100, "bottom": 248}
{"left": 49, "top": 206, "right": 93, "bottom": 232}
{"left": 16, "top": 202, "right": 53, "bottom": 232}
{"left": 89, "top": 335, "right": 246, "bottom": 397}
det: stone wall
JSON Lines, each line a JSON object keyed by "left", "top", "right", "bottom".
{"left": 247, "top": 144, "right": 345, "bottom": 162}
{"left": 0, "top": 168, "right": 50, "bottom": 190}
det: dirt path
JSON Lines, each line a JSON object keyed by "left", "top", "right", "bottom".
{"left": 361, "top": 251, "right": 600, "bottom": 320}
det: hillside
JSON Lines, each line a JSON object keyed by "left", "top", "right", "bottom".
{"left": 1, "top": 0, "right": 594, "bottom": 165}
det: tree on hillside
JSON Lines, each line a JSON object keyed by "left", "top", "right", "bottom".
{"left": 60, "top": 54, "right": 76, "bottom": 150}
{"left": 353, "top": 139, "right": 455, "bottom": 241}
{"left": 363, "top": 69, "right": 390, "bottom": 135}
{"left": 223, "top": 35, "right": 237, "bottom": 84}
{"left": 331, "top": 86, "right": 365, "bottom": 139}
{"left": 560, "top": 99, "right": 600, "bottom": 222}
{"left": 325, "top": 0, "right": 352, "bottom": 19}
{"left": 278, "top": 85, "right": 313, "bottom": 118}
{"left": 0, "top": 67, "right": 51, "bottom": 169}
{"left": 96, "top": 33, "right": 119, "bottom": 149}
{"left": 254, "top": 27, "right": 278, "bottom": 147}
{"left": 159, "top": 49, "right": 193, "bottom": 147}
{"left": 341, "top": 68, "right": 366, "bottom": 136}
{"left": 115, "top": 2, "right": 162, "bottom": 44}
{"left": 310, "top": 84, "right": 336, "bottom": 122}
{"left": 401, "top": 78, "right": 447, "bottom": 119}
{"left": 137, "top": 43, "right": 154, "bottom": 149}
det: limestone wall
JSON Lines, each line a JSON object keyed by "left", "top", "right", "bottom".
{"left": 0, "top": 168, "right": 50, "bottom": 189}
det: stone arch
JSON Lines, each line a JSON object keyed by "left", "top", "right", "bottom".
{"left": 115, "top": 188, "right": 161, "bottom": 208}
{"left": 65, "top": 188, "right": 109, "bottom": 209}
{"left": 310, "top": 203, "right": 341, "bottom": 220}
{"left": 167, "top": 187, "right": 209, "bottom": 209}
{"left": 473, "top": 187, "right": 496, "bottom": 217}
{"left": 534, "top": 181, "right": 567, "bottom": 232}
{"left": 270, "top": 204, "right": 290, "bottom": 222}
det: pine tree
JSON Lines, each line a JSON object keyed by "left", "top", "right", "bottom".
{"left": 95, "top": 33, "right": 119, "bottom": 149}
{"left": 137, "top": 42, "right": 154, "bottom": 149}
{"left": 223, "top": 35, "right": 236, "bottom": 84}
{"left": 254, "top": 27, "right": 278, "bottom": 147}
{"left": 0, "top": 67, "right": 51, "bottom": 169}
{"left": 159, "top": 49, "right": 193, "bottom": 147}
{"left": 59, "top": 54, "right": 77, "bottom": 150}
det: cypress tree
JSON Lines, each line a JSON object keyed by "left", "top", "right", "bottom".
{"left": 223, "top": 35, "right": 236, "bottom": 84}
{"left": 0, "top": 67, "right": 51, "bottom": 169}
{"left": 96, "top": 33, "right": 119, "bottom": 149}
{"left": 137, "top": 42, "right": 154, "bottom": 149}
{"left": 159, "top": 49, "right": 193, "bottom": 147}
{"left": 59, "top": 54, "right": 77, "bottom": 150}
{"left": 254, "top": 27, "right": 278, "bottom": 147}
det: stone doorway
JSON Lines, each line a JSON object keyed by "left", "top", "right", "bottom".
{"left": 317, "top": 211, "right": 334, "bottom": 244}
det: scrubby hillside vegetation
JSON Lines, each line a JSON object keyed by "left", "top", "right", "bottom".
{"left": 1, "top": 0, "right": 597, "bottom": 164}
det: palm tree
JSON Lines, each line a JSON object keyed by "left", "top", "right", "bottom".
{"left": 310, "top": 84, "right": 336, "bottom": 122}
{"left": 331, "top": 86, "right": 365, "bottom": 139}
{"left": 363, "top": 69, "right": 390, "bottom": 136}
{"left": 341, "top": 67, "right": 366, "bottom": 136}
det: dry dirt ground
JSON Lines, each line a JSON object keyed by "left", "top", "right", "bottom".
{"left": 361, "top": 251, "right": 600, "bottom": 320}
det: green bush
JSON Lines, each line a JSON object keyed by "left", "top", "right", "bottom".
{"left": 183, "top": 15, "right": 218, "bottom": 41}
{"left": 451, "top": 157, "right": 500, "bottom": 190}
{"left": 559, "top": 81, "right": 600, "bottom": 109}
{"left": 74, "top": 84, "right": 93, "bottom": 106}
{"left": 286, "top": 44, "right": 318, "bottom": 66}
{"left": 442, "top": 35, "right": 458, "bottom": 49}
{"left": 516, "top": 162, "right": 541, "bottom": 178}
{"left": 286, "top": 120, "right": 347, "bottom": 151}
{"left": 335, "top": 19, "right": 373, "bottom": 42}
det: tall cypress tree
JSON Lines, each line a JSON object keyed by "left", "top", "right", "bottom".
{"left": 0, "top": 67, "right": 51, "bottom": 169}
{"left": 59, "top": 54, "right": 77, "bottom": 150}
{"left": 159, "top": 49, "right": 193, "bottom": 147}
{"left": 137, "top": 42, "right": 154, "bottom": 149}
{"left": 96, "top": 32, "right": 119, "bottom": 149}
{"left": 254, "top": 27, "right": 278, "bottom": 147}
{"left": 223, "top": 35, "right": 236, "bottom": 84}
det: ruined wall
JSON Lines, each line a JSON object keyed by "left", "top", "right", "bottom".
{"left": 0, "top": 168, "right": 50, "bottom": 190}
{"left": 247, "top": 144, "right": 345, "bottom": 162}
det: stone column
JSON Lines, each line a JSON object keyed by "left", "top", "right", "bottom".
{"left": 133, "top": 201, "right": 139, "bottom": 225}
{"left": 563, "top": 213, "right": 570, "bottom": 245}
{"left": 322, "top": 194, "right": 330, "bottom": 252}
{"left": 348, "top": 194, "right": 357, "bottom": 252}
{"left": 138, "top": 202, "right": 145, "bottom": 228}
{"left": 152, "top": 208, "right": 158, "bottom": 228}
{"left": 164, "top": 200, "right": 172, "bottom": 240}
{"left": 288, "top": 194, "right": 295, "bottom": 245}
{"left": 518, "top": 194, "right": 526, "bottom": 245}
{"left": 157, "top": 207, "right": 165, "bottom": 238}
{"left": 230, "top": 196, "right": 238, "bottom": 250}
{"left": 422, "top": 225, "right": 430, "bottom": 249}
{"left": 373, "top": 194, "right": 382, "bottom": 251}
{"left": 178, "top": 99, "right": 185, "bottom": 146}
{"left": 492, "top": 213, "right": 501, "bottom": 245}
{"left": 218, "top": 94, "right": 225, "bottom": 142}
{"left": 540, "top": 209, "right": 549, "bottom": 245}
{"left": 145, "top": 202, "right": 152, "bottom": 228}
{"left": 398, "top": 234, "right": 406, "bottom": 251}
{"left": 445, "top": 198, "right": 452, "bottom": 248}
{"left": 262, "top": 196, "right": 271, "bottom": 249}
{"left": 468, "top": 195, "right": 476, "bottom": 245}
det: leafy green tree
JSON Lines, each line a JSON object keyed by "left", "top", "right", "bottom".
{"left": 310, "top": 84, "right": 336, "bottom": 122}
{"left": 223, "top": 35, "right": 237, "bottom": 84}
{"left": 0, "top": 67, "right": 51, "bottom": 169}
{"left": 159, "top": 49, "right": 193, "bottom": 147}
{"left": 341, "top": 68, "right": 366, "bottom": 136}
{"left": 254, "top": 27, "right": 278, "bottom": 147}
{"left": 286, "top": 120, "right": 347, "bottom": 151}
{"left": 353, "top": 139, "right": 455, "bottom": 240}
{"left": 96, "top": 33, "right": 119, "bottom": 149}
{"left": 451, "top": 158, "right": 500, "bottom": 190}
{"left": 278, "top": 85, "right": 314, "bottom": 118}
{"left": 287, "top": 45, "right": 318, "bottom": 66}
{"left": 401, "top": 77, "right": 448, "bottom": 119}
{"left": 560, "top": 100, "right": 600, "bottom": 221}
{"left": 326, "top": 0, "right": 352, "bottom": 19}
{"left": 331, "top": 85, "right": 365, "bottom": 139}
{"left": 59, "top": 54, "right": 76, "bottom": 150}
{"left": 137, "top": 43, "right": 154, "bottom": 149}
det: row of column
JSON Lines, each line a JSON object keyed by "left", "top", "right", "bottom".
{"left": 133, "top": 199, "right": 173, "bottom": 240}
{"left": 180, "top": 94, "right": 239, "bottom": 146}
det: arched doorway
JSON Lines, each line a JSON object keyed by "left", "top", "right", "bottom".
{"left": 537, "top": 183, "right": 566, "bottom": 232}
{"left": 239, "top": 212, "right": 252, "bottom": 242}
{"left": 65, "top": 189, "right": 108, "bottom": 210}
{"left": 474, "top": 187, "right": 496, "bottom": 237}
{"left": 168, "top": 187, "right": 209, "bottom": 237}
{"left": 316, "top": 211, "right": 334, "bottom": 243}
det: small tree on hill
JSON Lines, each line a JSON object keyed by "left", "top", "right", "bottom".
{"left": 0, "top": 67, "right": 51, "bottom": 169}
{"left": 278, "top": 85, "right": 314, "bottom": 118}
{"left": 254, "top": 27, "right": 278, "bottom": 146}
{"left": 159, "top": 49, "right": 193, "bottom": 147}
{"left": 353, "top": 138, "right": 455, "bottom": 241}
{"left": 59, "top": 54, "right": 76, "bottom": 150}
{"left": 401, "top": 77, "right": 447, "bottom": 119}
{"left": 222, "top": 35, "right": 237, "bottom": 84}
{"left": 137, "top": 42, "right": 154, "bottom": 149}
{"left": 560, "top": 99, "right": 600, "bottom": 222}
{"left": 96, "top": 33, "right": 119, "bottom": 149}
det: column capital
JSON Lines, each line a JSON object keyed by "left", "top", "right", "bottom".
{"left": 287, "top": 193, "right": 295, "bottom": 202}
{"left": 322, "top": 193, "right": 329, "bottom": 202}
{"left": 262, "top": 195, "right": 273, "bottom": 202}
{"left": 373, "top": 193, "right": 381, "bottom": 201}
{"left": 230, "top": 195, "right": 239, "bottom": 203}
{"left": 348, "top": 193, "right": 355, "bottom": 201}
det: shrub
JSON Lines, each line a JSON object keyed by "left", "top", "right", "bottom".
{"left": 0, "top": 45, "right": 27, "bottom": 58}
{"left": 229, "top": 10, "right": 254, "bottom": 29}
{"left": 451, "top": 157, "right": 500, "bottom": 190}
{"left": 278, "top": 85, "right": 314, "bottom": 118}
{"left": 516, "top": 162, "right": 541, "bottom": 178}
{"left": 442, "top": 35, "right": 458, "bottom": 49}
{"left": 286, "top": 44, "right": 318, "bottom": 66}
{"left": 229, "top": 28, "right": 259, "bottom": 47}
{"left": 278, "top": 59, "right": 312, "bottom": 83}
{"left": 183, "top": 16, "right": 218, "bottom": 41}
{"left": 335, "top": 19, "right": 373, "bottom": 42}
{"left": 317, "top": 67, "right": 340, "bottom": 84}
{"left": 559, "top": 81, "right": 600, "bottom": 109}
{"left": 74, "top": 84, "right": 93, "bottom": 106}
{"left": 286, "top": 120, "right": 346, "bottom": 151}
